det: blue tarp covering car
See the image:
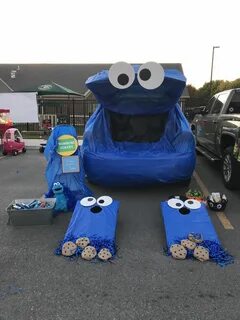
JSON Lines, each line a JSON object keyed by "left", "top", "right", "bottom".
{"left": 81, "top": 63, "right": 196, "bottom": 186}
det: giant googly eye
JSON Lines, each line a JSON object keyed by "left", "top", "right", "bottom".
{"left": 167, "top": 198, "right": 184, "bottom": 209}
{"left": 184, "top": 199, "right": 201, "bottom": 210}
{"left": 109, "top": 62, "right": 135, "bottom": 89}
{"left": 97, "top": 196, "right": 113, "bottom": 207}
{"left": 137, "top": 62, "right": 164, "bottom": 90}
{"left": 80, "top": 197, "right": 96, "bottom": 207}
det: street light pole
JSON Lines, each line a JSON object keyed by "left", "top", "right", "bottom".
{"left": 210, "top": 45, "right": 220, "bottom": 95}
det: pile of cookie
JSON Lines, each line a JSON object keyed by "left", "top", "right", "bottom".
{"left": 170, "top": 233, "right": 209, "bottom": 262}
{"left": 61, "top": 237, "right": 112, "bottom": 261}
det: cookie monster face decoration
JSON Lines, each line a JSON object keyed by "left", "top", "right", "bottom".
{"left": 161, "top": 196, "right": 234, "bottom": 266}
{"left": 161, "top": 196, "right": 220, "bottom": 250}
{"left": 52, "top": 182, "right": 64, "bottom": 194}
{"left": 52, "top": 182, "right": 68, "bottom": 213}
{"left": 206, "top": 193, "right": 228, "bottom": 211}
{"left": 80, "top": 195, "right": 113, "bottom": 213}
{"left": 82, "top": 62, "right": 196, "bottom": 186}
{"left": 167, "top": 196, "right": 201, "bottom": 215}
{"left": 56, "top": 195, "right": 119, "bottom": 261}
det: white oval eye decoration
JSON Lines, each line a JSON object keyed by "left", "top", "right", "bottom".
{"left": 97, "top": 196, "right": 113, "bottom": 207}
{"left": 137, "top": 62, "right": 164, "bottom": 90}
{"left": 80, "top": 197, "right": 96, "bottom": 207}
{"left": 167, "top": 198, "right": 184, "bottom": 209}
{"left": 109, "top": 62, "right": 135, "bottom": 89}
{"left": 184, "top": 199, "right": 201, "bottom": 210}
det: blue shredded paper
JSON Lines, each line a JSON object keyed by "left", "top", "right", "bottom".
{"left": 167, "top": 237, "right": 234, "bottom": 267}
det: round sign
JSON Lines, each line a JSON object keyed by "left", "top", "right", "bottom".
{"left": 57, "top": 135, "right": 78, "bottom": 156}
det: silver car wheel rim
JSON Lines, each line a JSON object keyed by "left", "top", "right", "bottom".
{"left": 223, "top": 154, "right": 232, "bottom": 182}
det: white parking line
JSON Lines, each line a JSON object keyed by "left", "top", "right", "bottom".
{"left": 216, "top": 212, "right": 234, "bottom": 230}
{"left": 193, "top": 171, "right": 234, "bottom": 230}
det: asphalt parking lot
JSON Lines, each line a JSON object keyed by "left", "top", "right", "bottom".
{"left": 0, "top": 151, "right": 240, "bottom": 320}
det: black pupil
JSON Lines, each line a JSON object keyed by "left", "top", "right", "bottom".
{"left": 188, "top": 201, "right": 193, "bottom": 204}
{"left": 176, "top": 203, "right": 182, "bottom": 207}
{"left": 139, "top": 68, "right": 151, "bottom": 81}
{"left": 118, "top": 73, "right": 129, "bottom": 86}
{"left": 99, "top": 199, "right": 104, "bottom": 204}
{"left": 88, "top": 198, "right": 93, "bottom": 201}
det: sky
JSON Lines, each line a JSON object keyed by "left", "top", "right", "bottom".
{"left": 0, "top": 0, "right": 239, "bottom": 88}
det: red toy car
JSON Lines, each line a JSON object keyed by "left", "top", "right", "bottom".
{"left": 2, "top": 128, "right": 26, "bottom": 156}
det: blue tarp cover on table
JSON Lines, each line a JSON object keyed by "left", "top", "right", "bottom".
{"left": 60, "top": 198, "right": 119, "bottom": 256}
{"left": 64, "top": 200, "right": 119, "bottom": 241}
{"left": 44, "top": 125, "right": 92, "bottom": 209}
{"left": 81, "top": 65, "right": 196, "bottom": 186}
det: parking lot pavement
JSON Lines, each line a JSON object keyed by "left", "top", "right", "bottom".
{"left": 0, "top": 151, "right": 240, "bottom": 320}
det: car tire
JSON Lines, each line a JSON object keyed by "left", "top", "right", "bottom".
{"left": 22, "top": 147, "right": 26, "bottom": 153}
{"left": 2, "top": 150, "right": 7, "bottom": 156}
{"left": 12, "top": 150, "right": 18, "bottom": 156}
{"left": 222, "top": 147, "right": 239, "bottom": 190}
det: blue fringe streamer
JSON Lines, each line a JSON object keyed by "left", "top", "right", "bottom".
{"left": 167, "top": 236, "right": 234, "bottom": 267}
{"left": 55, "top": 234, "right": 117, "bottom": 261}
{"left": 201, "top": 240, "right": 234, "bottom": 267}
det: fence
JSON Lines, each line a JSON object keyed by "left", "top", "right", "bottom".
{"left": 14, "top": 96, "right": 199, "bottom": 134}
{"left": 15, "top": 99, "right": 97, "bottom": 136}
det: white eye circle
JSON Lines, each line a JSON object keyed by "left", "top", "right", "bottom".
{"left": 97, "top": 196, "right": 113, "bottom": 207}
{"left": 80, "top": 197, "right": 96, "bottom": 207}
{"left": 217, "top": 204, "right": 222, "bottom": 209}
{"left": 109, "top": 62, "right": 135, "bottom": 89}
{"left": 184, "top": 199, "right": 201, "bottom": 210}
{"left": 167, "top": 198, "right": 184, "bottom": 209}
{"left": 137, "top": 62, "right": 164, "bottom": 90}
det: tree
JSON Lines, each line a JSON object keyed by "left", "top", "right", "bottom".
{"left": 187, "top": 78, "right": 240, "bottom": 110}
{"left": 187, "top": 84, "right": 197, "bottom": 98}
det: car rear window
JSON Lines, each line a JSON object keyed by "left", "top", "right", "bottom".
{"left": 227, "top": 92, "right": 240, "bottom": 114}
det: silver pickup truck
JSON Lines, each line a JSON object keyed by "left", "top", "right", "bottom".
{"left": 191, "top": 88, "right": 240, "bottom": 189}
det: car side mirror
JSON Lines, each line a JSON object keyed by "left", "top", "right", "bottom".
{"left": 194, "top": 106, "right": 207, "bottom": 115}
{"left": 200, "top": 106, "right": 208, "bottom": 115}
